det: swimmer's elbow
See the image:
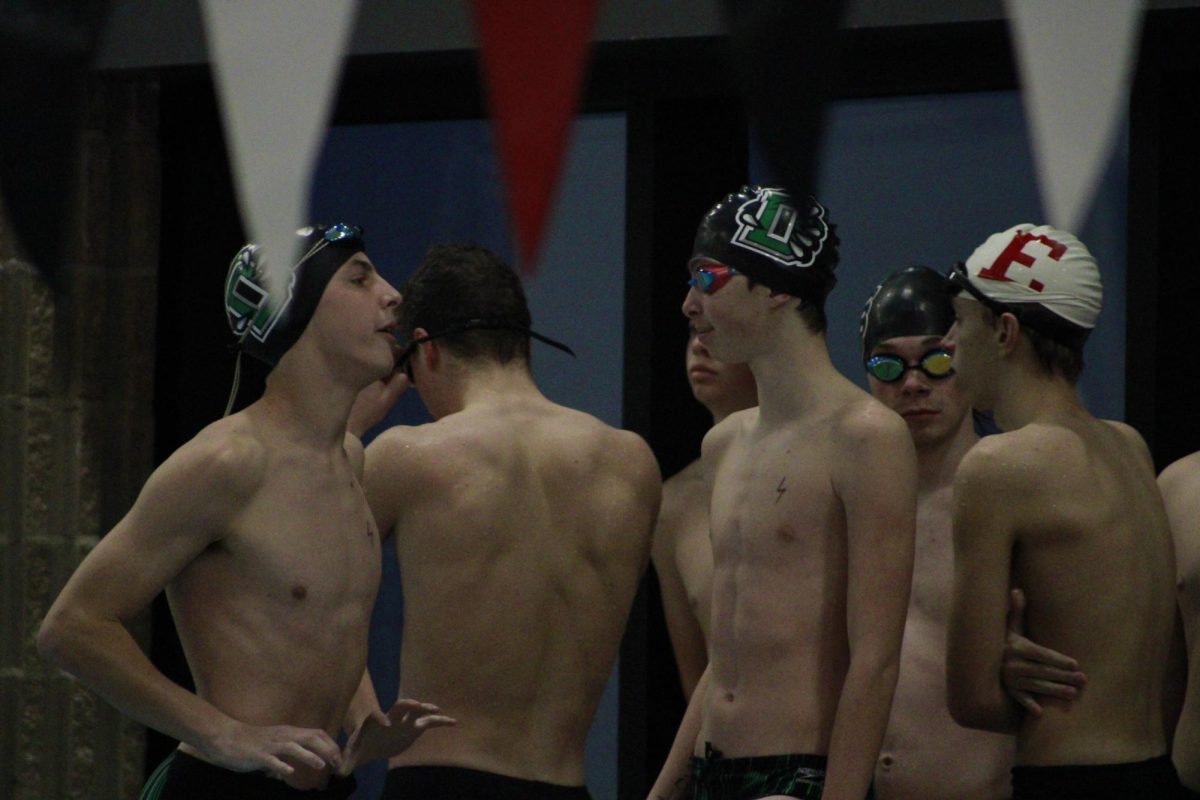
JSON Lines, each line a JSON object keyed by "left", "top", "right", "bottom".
{"left": 36, "top": 604, "right": 87, "bottom": 673}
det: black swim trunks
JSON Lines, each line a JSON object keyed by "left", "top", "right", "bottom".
{"left": 1010, "top": 754, "right": 1181, "bottom": 799}
{"left": 139, "top": 751, "right": 357, "bottom": 800}
{"left": 689, "top": 745, "right": 876, "bottom": 800}
{"left": 381, "top": 764, "right": 593, "bottom": 799}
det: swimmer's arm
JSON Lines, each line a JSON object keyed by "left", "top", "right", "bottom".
{"left": 1000, "top": 588, "right": 1086, "bottom": 715}
{"left": 348, "top": 370, "right": 410, "bottom": 439}
{"left": 361, "top": 430, "right": 415, "bottom": 541}
{"left": 1159, "top": 456, "right": 1200, "bottom": 738}
{"left": 653, "top": 545, "right": 708, "bottom": 699}
{"left": 37, "top": 438, "right": 342, "bottom": 775}
{"left": 946, "top": 445, "right": 1022, "bottom": 733}
{"left": 825, "top": 410, "right": 916, "bottom": 800}
{"left": 651, "top": 490, "right": 708, "bottom": 698}
{"left": 647, "top": 666, "right": 709, "bottom": 800}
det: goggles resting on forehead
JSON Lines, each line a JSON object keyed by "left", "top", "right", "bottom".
{"left": 295, "top": 222, "right": 363, "bottom": 269}
{"left": 688, "top": 264, "right": 740, "bottom": 294}
{"left": 865, "top": 348, "right": 955, "bottom": 383}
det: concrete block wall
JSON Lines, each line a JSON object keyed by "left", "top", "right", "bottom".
{"left": 1, "top": 78, "right": 159, "bottom": 800}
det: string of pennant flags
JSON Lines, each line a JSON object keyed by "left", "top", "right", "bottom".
{"left": 0, "top": 0, "right": 1144, "bottom": 305}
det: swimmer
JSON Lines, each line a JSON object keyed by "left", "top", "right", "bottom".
{"left": 351, "top": 243, "right": 661, "bottom": 800}
{"left": 943, "top": 224, "right": 1181, "bottom": 798}
{"left": 653, "top": 328, "right": 757, "bottom": 699}
{"left": 38, "top": 225, "right": 452, "bottom": 799}
{"left": 649, "top": 187, "right": 917, "bottom": 800}
{"left": 860, "top": 266, "right": 1014, "bottom": 799}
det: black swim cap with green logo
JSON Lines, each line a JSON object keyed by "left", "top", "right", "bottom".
{"left": 223, "top": 223, "right": 365, "bottom": 366}
{"left": 690, "top": 186, "right": 840, "bottom": 304}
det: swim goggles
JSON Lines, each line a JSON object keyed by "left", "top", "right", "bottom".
{"left": 294, "top": 222, "right": 363, "bottom": 270}
{"left": 865, "top": 348, "right": 955, "bottom": 383}
{"left": 688, "top": 264, "right": 740, "bottom": 294}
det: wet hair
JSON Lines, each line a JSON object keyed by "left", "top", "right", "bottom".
{"left": 980, "top": 306, "right": 1084, "bottom": 385}
{"left": 398, "top": 244, "right": 532, "bottom": 364}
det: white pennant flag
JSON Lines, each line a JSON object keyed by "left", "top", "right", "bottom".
{"left": 200, "top": 0, "right": 359, "bottom": 305}
{"left": 1005, "top": 0, "right": 1143, "bottom": 233}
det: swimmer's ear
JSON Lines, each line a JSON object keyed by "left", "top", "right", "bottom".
{"left": 766, "top": 291, "right": 797, "bottom": 310}
{"left": 411, "top": 327, "right": 440, "bottom": 373}
{"left": 996, "top": 312, "right": 1021, "bottom": 356}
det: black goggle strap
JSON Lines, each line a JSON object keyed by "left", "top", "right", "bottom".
{"left": 398, "top": 318, "right": 577, "bottom": 374}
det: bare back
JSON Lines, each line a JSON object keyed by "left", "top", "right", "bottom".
{"left": 967, "top": 417, "right": 1176, "bottom": 764}
{"left": 365, "top": 397, "right": 658, "bottom": 784}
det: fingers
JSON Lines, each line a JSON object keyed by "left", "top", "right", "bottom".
{"left": 1004, "top": 638, "right": 1082, "bottom": 673}
{"left": 274, "top": 727, "right": 342, "bottom": 772}
{"left": 1011, "top": 690, "right": 1044, "bottom": 717}
{"left": 415, "top": 714, "right": 456, "bottom": 730}
{"left": 1006, "top": 588, "right": 1027, "bottom": 636}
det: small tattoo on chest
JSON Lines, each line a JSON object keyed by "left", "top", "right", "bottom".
{"left": 775, "top": 476, "right": 787, "bottom": 504}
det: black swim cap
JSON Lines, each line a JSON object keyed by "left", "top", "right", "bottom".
{"left": 223, "top": 223, "right": 366, "bottom": 366}
{"left": 859, "top": 266, "right": 956, "bottom": 360}
{"left": 691, "top": 186, "right": 840, "bottom": 304}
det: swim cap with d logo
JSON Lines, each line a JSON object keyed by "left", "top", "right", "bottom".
{"left": 691, "top": 186, "right": 840, "bottom": 304}
{"left": 224, "top": 223, "right": 366, "bottom": 366}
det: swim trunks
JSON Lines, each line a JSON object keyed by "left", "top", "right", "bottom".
{"left": 381, "top": 764, "right": 593, "bottom": 799}
{"left": 1010, "top": 754, "right": 1181, "bottom": 799}
{"left": 689, "top": 744, "right": 877, "bottom": 800}
{"left": 139, "top": 751, "right": 357, "bottom": 800}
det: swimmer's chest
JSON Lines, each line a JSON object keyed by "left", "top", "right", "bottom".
{"left": 218, "top": 470, "right": 380, "bottom": 600}
{"left": 708, "top": 431, "right": 842, "bottom": 565}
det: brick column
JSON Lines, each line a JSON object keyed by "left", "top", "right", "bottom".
{"left": 1, "top": 77, "right": 159, "bottom": 800}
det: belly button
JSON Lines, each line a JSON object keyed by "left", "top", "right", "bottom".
{"left": 879, "top": 754, "right": 895, "bottom": 769}
{"left": 724, "top": 691, "right": 735, "bottom": 702}
{"left": 291, "top": 585, "right": 307, "bottom": 600}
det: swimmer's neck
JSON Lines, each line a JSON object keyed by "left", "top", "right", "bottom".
{"left": 427, "top": 359, "right": 545, "bottom": 419}
{"left": 256, "top": 366, "right": 358, "bottom": 449}
{"left": 915, "top": 412, "right": 978, "bottom": 491}
{"left": 990, "top": 368, "right": 1086, "bottom": 433}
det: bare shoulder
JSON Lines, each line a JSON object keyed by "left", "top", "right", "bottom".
{"left": 1102, "top": 419, "right": 1155, "bottom": 469}
{"left": 956, "top": 429, "right": 1019, "bottom": 478}
{"left": 362, "top": 423, "right": 433, "bottom": 483}
{"left": 1159, "top": 450, "right": 1200, "bottom": 496}
{"left": 830, "top": 393, "right": 910, "bottom": 449}
{"left": 701, "top": 407, "right": 754, "bottom": 461}
{"left": 574, "top": 413, "right": 661, "bottom": 496}
{"left": 155, "top": 416, "right": 268, "bottom": 503}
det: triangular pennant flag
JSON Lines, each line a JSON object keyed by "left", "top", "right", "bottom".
{"left": 0, "top": 0, "right": 111, "bottom": 296}
{"left": 199, "top": 0, "right": 359, "bottom": 305}
{"left": 470, "top": 0, "right": 601, "bottom": 274}
{"left": 721, "top": 0, "right": 847, "bottom": 200}
{"left": 1005, "top": 0, "right": 1143, "bottom": 232}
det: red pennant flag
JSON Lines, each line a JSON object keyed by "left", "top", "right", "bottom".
{"left": 470, "top": 0, "right": 601, "bottom": 274}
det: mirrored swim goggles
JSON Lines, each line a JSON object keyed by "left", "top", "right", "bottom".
{"left": 396, "top": 318, "right": 576, "bottom": 381}
{"left": 688, "top": 264, "right": 740, "bottom": 294}
{"left": 865, "top": 348, "right": 955, "bottom": 383}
